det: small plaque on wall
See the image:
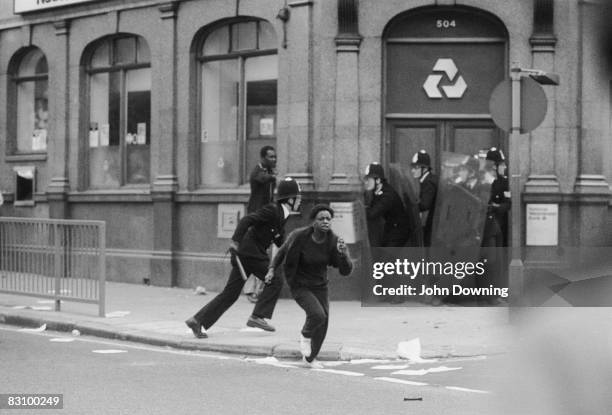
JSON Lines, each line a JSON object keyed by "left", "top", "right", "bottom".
{"left": 526, "top": 204, "right": 558, "bottom": 246}
{"left": 217, "top": 204, "right": 245, "bottom": 238}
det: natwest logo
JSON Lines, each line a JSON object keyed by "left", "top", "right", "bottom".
{"left": 422, "top": 58, "right": 467, "bottom": 99}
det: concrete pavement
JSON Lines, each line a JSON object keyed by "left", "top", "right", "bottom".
{"left": 0, "top": 281, "right": 512, "bottom": 360}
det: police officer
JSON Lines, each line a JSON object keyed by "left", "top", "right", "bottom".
{"left": 185, "top": 177, "right": 301, "bottom": 338}
{"left": 410, "top": 150, "right": 438, "bottom": 247}
{"left": 483, "top": 147, "right": 510, "bottom": 248}
{"left": 364, "top": 162, "right": 411, "bottom": 247}
{"left": 479, "top": 147, "right": 510, "bottom": 305}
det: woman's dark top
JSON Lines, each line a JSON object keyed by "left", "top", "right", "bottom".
{"left": 270, "top": 226, "right": 352, "bottom": 289}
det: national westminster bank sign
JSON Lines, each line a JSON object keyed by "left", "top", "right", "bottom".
{"left": 14, "top": 0, "right": 97, "bottom": 14}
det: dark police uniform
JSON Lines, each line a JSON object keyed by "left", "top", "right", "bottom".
{"left": 192, "top": 202, "right": 287, "bottom": 330}
{"left": 418, "top": 171, "right": 438, "bottom": 247}
{"left": 366, "top": 181, "right": 411, "bottom": 247}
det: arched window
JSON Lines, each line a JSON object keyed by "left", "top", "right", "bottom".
{"left": 197, "top": 19, "right": 278, "bottom": 187}
{"left": 9, "top": 47, "right": 48, "bottom": 153}
{"left": 85, "top": 35, "right": 151, "bottom": 188}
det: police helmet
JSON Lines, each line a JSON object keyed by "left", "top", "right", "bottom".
{"left": 276, "top": 177, "right": 301, "bottom": 201}
{"left": 364, "top": 162, "right": 385, "bottom": 180}
{"left": 411, "top": 150, "right": 431, "bottom": 168}
{"left": 486, "top": 147, "right": 505, "bottom": 164}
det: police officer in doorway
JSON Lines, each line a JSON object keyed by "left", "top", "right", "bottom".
{"left": 479, "top": 147, "right": 510, "bottom": 305}
{"left": 410, "top": 150, "right": 438, "bottom": 247}
{"left": 364, "top": 162, "right": 411, "bottom": 247}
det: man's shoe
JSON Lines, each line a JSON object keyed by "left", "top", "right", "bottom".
{"left": 185, "top": 317, "right": 208, "bottom": 339}
{"left": 247, "top": 315, "right": 275, "bottom": 332}
{"left": 246, "top": 293, "right": 259, "bottom": 304}
{"left": 300, "top": 335, "right": 312, "bottom": 359}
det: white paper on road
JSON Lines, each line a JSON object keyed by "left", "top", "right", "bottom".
{"left": 312, "top": 369, "right": 364, "bottom": 377}
{"left": 105, "top": 311, "right": 131, "bottom": 318}
{"left": 445, "top": 386, "right": 491, "bottom": 394}
{"left": 349, "top": 359, "right": 392, "bottom": 365}
{"left": 375, "top": 377, "right": 429, "bottom": 386}
{"left": 371, "top": 364, "right": 409, "bottom": 370}
{"left": 50, "top": 337, "right": 75, "bottom": 343}
{"left": 92, "top": 349, "right": 128, "bottom": 354}
{"left": 19, "top": 324, "right": 46, "bottom": 332}
{"left": 396, "top": 338, "right": 437, "bottom": 363}
{"left": 392, "top": 366, "right": 462, "bottom": 376}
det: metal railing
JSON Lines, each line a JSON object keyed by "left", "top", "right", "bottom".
{"left": 0, "top": 217, "right": 106, "bottom": 317}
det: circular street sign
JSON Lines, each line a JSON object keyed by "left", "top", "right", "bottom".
{"left": 489, "top": 77, "right": 548, "bottom": 133}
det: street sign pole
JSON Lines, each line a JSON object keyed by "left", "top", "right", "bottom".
{"left": 509, "top": 64, "right": 524, "bottom": 306}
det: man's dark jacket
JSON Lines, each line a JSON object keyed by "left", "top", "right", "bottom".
{"left": 247, "top": 164, "right": 276, "bottom": 213}
{"left": 232, "top": 203, "right": 286, "bottom": 261}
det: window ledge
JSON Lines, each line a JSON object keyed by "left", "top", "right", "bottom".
{"left": 68, "top": 189, "right": 152, "bottom": 203}
{"left": 5, "top": 153, "right": 47, "bottom": 162}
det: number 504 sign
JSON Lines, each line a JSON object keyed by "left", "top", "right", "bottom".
{"left": 436, "top": 19, "right": 457, "bottom": 28}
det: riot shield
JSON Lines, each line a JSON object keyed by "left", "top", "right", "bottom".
{"left": 328, "top": 196, "right": 372, "bottom": 303}
{"left": 428, "top": 152, "right": 493, "bottom": 302}
{"left": 388, "top": 163, "right": 423, "bottom": 247}
{"left": 432, "top": 152, "right": 491, "bottom": 250}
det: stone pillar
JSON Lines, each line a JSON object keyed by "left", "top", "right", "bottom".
{"left": 329, "top": 0, "right": 362, "bottom": 191}
{"left": 573, "top": 1, "right": 610, "bottom": 246}
{"left": 46, "top": 20, "right": 71, "bottom": 219}
{"left": 284, "top": 0, "right": 315, "bottom": 190}
{"left": 150, "top": 2, "right": 180, "bottom": 286}
{"left": 525, "top": 33, "right": 559, "bottom": 194}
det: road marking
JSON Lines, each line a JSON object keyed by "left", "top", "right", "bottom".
{"left": 375, "top": 377, "right": 428, "bottom": 386}
{"left": 348, "top": 359, "right": 391, "bottom": 365}
{"left": 18, "top": 324, "right": 46, "bottom": 332}
{"left": 50, "top": 338, "right": 75, "bottom": 343}
{"left": 312, "top": 369, "right": 364, "bottom": 377}
{"left": 92, "top": 349, "right": 128, "bottom": 354}
{"left": 445, "top": 386, "right": 491, "bottom": 394}
{"left": 371, "top": 364, "right": 409, "bottom": 370}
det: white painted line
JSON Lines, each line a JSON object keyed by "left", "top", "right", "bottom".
{"left": 371, "top": 364, "right": 409, "bottom": 370}
{"left": 312, "top": 369, "right": 364, "bottom": 377}
{"left": 239, "top": 327, "right": 264, "bottom": 332}
{"left": 11, "top": 305, "right": 27, "bottom": 309}
{"left": 393, "top": 366, "right": 463, "bottom": 376}
{"left": 37, "top": 300, "right": 56, "bottom": 304}
{"left": 18, "top": 324, "right": 46, "bottom": 332}
{"left": 392, "top": 369, "right": 428, "bottom": 376}
{"left": 375, "top": 377, "right": 429, "bottom": 386}
{"left": 349, "top": 359, "right": 391, "bottom": 365}
{"left": 92, "top": 349, "right": 128, "bottom": 354}
{"left": 50, "top": 338, "right": 75, "bottom": 343}
{"left": 445, "top": 386, "right": 491, "bottom": 394}
{"left": 30, "top": 306, "right": 53, "bottom": 311}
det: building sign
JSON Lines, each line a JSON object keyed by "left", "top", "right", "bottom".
{"left": 385, "top": 7, "right": 507, "bottom": 115}
{"left": 526, "top": 204, "right": 558, "bottom": 246}
{"left": 422, "top": 58, "right": 467, "bottom": 99}
{"left": 14, "top": 0, "right": 97, "bottom": 14}
{"left": 217, "top": 204, "right": 245, "bottom": 238}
